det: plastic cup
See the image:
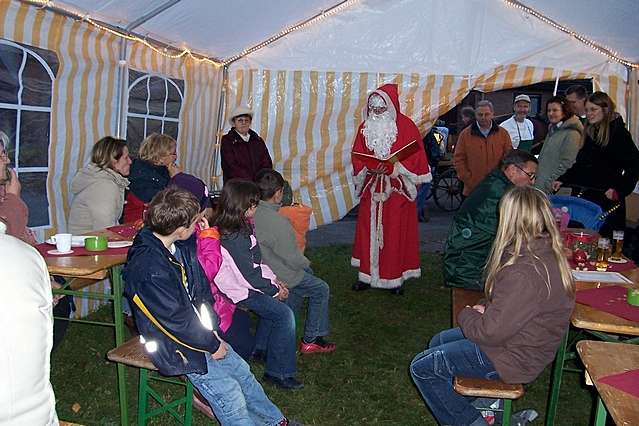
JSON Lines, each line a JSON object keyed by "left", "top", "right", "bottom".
{"left": 84, "top": 235, "right": 108, "bottom": 251}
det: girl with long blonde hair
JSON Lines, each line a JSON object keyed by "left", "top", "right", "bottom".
{"left": 411, "top": 186, "right": 575, "bottom": 426}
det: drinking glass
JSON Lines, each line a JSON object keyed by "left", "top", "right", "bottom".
{"left": 595, "top": 238, "right": 611, "bottom": 271}
{"left": 611, "top": 230, "right": 624, "bottom": 259}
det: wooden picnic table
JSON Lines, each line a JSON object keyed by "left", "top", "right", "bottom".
{"left": 45, "top": 227, "right": 133, "bottom": 426}
{"left": 577, "top": 340, "right": 639, "bottom": 426}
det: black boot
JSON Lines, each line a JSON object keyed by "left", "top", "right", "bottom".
{"left": 351, "top": 281, "right": 371, "bottom": 291}
{"left": 390, "top": 287, "right": 404, "bottom": 295}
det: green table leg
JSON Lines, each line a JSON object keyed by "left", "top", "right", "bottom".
{"left": 594, "top": 396, "right": 607, "bottom": 426}
{"left": 502, "top": 399, "right": 512, "bottom": 426}
{"left": 545, "top": 331, "right": 569, "bottom": 426}
{"left": 111, "top": 265, "right": 129, "bottom": 426}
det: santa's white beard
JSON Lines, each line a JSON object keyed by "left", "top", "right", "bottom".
{"left": 362, "top": 111, "right": 398, "bottom": 159}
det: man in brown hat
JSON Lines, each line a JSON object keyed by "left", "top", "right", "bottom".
{"left": 220, "top": 105, "right": 273, "bottom": 183}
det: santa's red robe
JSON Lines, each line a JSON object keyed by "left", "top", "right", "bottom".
{"left": 351, "top": 84, "right": 430, "bottom": 289}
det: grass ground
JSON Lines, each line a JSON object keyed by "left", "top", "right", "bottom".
{"left": 51, "top": 245, "right": 598, "bottom": 425}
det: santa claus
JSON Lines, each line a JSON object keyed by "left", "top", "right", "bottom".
{"left": 351, "top": 84, "right": 430, "bottom": 293}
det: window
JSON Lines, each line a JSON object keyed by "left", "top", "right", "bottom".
{"left": 126, "top": 70, "right": 184, "bottom": 156}
{"left": 0, "top": 39, "right": 58, "bottom": 227}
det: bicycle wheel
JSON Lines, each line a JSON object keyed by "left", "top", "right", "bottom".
{"left": 433, "top": 168, "right": 463, "bottom": 212}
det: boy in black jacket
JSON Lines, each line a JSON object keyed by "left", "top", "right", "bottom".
{"left": 124, "top": 187, "right": 288, "bottom": 425}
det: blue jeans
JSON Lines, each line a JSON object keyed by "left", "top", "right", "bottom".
{"left": 410, "top": 327, "right": 499, "bottom": 426}
{"left": 416, "top": 183, "right": 432, "bottom": 216}
{"left": 285, "top": 271, "right": 330, "bottom": 341}
{"left": 239, "top": 292, "right": 297, "bottom": 379}
{"left": 186, "top": 346, "right": 284, "bottom": 426}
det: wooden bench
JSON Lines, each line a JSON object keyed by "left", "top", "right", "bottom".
{"left": 451, "top": 288, "right": 526, "bottom": 426}
{"left": 107, "top": 337, "right": 195, "bottom": 425}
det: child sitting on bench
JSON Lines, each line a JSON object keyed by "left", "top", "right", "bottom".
{"left": 124, "top": 187, "right": 291, "bottom": 425}
{"left": 410, "top": 186, "right": 575, "bottom": 426}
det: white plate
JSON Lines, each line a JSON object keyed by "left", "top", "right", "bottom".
{"left": 608, "top": 257, "right": 628, "bottom": 264}
{"left": 45, "top": 235, "right": 95, "bottom": 247}
{"left": 108, "top": 240, "right": 133, "bottom": 248}
{"left": 47, "top": 249, "right": 74, "bottom": 255}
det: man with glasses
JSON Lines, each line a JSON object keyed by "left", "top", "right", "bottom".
{"left": 444, "top": 149, "right": 538, "bottom": 290}
{"left": 220, "top": 105, "right": 273, "bottom": 183}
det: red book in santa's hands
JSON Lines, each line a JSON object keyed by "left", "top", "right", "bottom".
{"left": 352, "top": 140, "right": 420, "bottom": 173}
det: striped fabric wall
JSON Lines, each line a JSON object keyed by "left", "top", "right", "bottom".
{"left": 225, "top": 65, "right": 627, "bottom": 227}
{"left": 1, "top": 1, "right": 222, "bottom": 317}
{"left": 126, "top": 41, "right": 223, "bottom": 188}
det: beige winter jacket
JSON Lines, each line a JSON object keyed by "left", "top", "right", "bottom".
{"left": 67, "top": 163, "right": 129, "bottom": 234}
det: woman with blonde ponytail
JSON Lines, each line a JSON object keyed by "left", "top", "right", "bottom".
{"left": 410, "top": 186, "right": 575, "bottom": 426}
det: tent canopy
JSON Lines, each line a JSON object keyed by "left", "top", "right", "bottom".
{"left": 50, "top": 0, "right": 639, "bottom": 67}
{"left": 2, "top": 0, "right": 638, "bottom": 234}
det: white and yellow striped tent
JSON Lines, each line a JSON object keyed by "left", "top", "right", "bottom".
{"left": 1, "top": 0, "right": 637, "bottom": 315}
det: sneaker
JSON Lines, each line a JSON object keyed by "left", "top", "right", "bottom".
{"left": 276, "top": 418, "right": 304, "bottom": 426}
{"left": 263, "top": 373, "right": 304, "bottom": 390}
{"left": 352, "top": 281, "right": 371, "bottom": 291}
{"left": 510, "top": 409, "right": 538, "bottom": 426}
{"left": 299, "top": 337, "right": 336, "bottom": 354}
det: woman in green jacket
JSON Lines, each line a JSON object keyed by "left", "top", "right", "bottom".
{"left": 535, "top": 96, "right": 583, "bottom": 194}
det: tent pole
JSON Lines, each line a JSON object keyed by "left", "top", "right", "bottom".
{"left": 115, "top": 39, "right": 128, "bottom": 138}
{"left": 211, "top": 65, "right": 229, "bottom": 191}
{"left": 553, "top": 72, "right": 560, "bottom": 96}
{"left": 626, "top": 66, "right": 633, "bottom": 135}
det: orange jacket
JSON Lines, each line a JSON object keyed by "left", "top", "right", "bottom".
{"left": 454, "top": 121, "right": 512, "bottom": 195}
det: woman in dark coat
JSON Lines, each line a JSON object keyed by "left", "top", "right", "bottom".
{"left": 123, "top": 133, "right": 179, "bottom": 223}
{"left": 556, "top": 91, "right": 639, "bottom": 236}
{"left": 220, "top": 105, "right": 273, "bottom": 184}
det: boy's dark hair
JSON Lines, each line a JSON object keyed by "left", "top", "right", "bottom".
{"left": 255, "top": 168, "right": 285, "bottom": 201}
{"left": 214, "top": 179, "right": 260, "bottom": 236}
{"left": 145, "top": 187, "right": 200, "bottom": 236}
{"left": 565, "top": 85, "right": 588, "bottom": 99}
{"left": 500, "top": 149, "right": 538, "bottom": 170}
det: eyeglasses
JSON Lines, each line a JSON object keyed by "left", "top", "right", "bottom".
{"left": 514, "top": 164, "right": 536, "bottom": 181}
{"left": 235, "top": 118, "right": 251, "bottom": 124}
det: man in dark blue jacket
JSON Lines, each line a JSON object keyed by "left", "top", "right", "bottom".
{"left": 124, "top": 187, "right": 288, "bottom": 425}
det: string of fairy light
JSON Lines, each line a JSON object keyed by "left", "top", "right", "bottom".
{"left": 503, "top": 0, "right": 638, "bottom": 69}
{"left": 24, "top": 0, "right": 360, "bottom": 67}
{"left": 23, "top": 0, "right": 638, "bottom": 69}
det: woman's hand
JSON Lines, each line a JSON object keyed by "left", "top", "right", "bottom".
{"left": 604, "top": 188, "right": 618, "bottom": 201}
{"left": 551, "top": 181, "right": 562, "bottom": 193}
{"left": 5, "top": 169, "right": 21, "bottom": 196}
{"left": 51, "top": 278, "right": 65, "bottom": 306}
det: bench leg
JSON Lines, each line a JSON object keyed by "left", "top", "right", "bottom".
{"left": 138, "top": 368, "right": 150, "bottom": 426}
{"left": 545, "top": 331, "right": 569, "bottom": 426}
{"left": 502, "top": 399, "right": 512, "bottom": 426}
{"left": 594, "top": 396, "right": 607, "bottom": 426}
{"left": 183, "top": 381, "right": 194, "bottom": 426}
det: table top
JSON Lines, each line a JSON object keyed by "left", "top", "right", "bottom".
{"left": 576, "top": 340, "right": 639, "bottom": 425}
{"left": 44, "top": 229, "right": 129, "bottom": 278}
{"left": 572, "top": 269, "right": 639, "bottom": 336}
